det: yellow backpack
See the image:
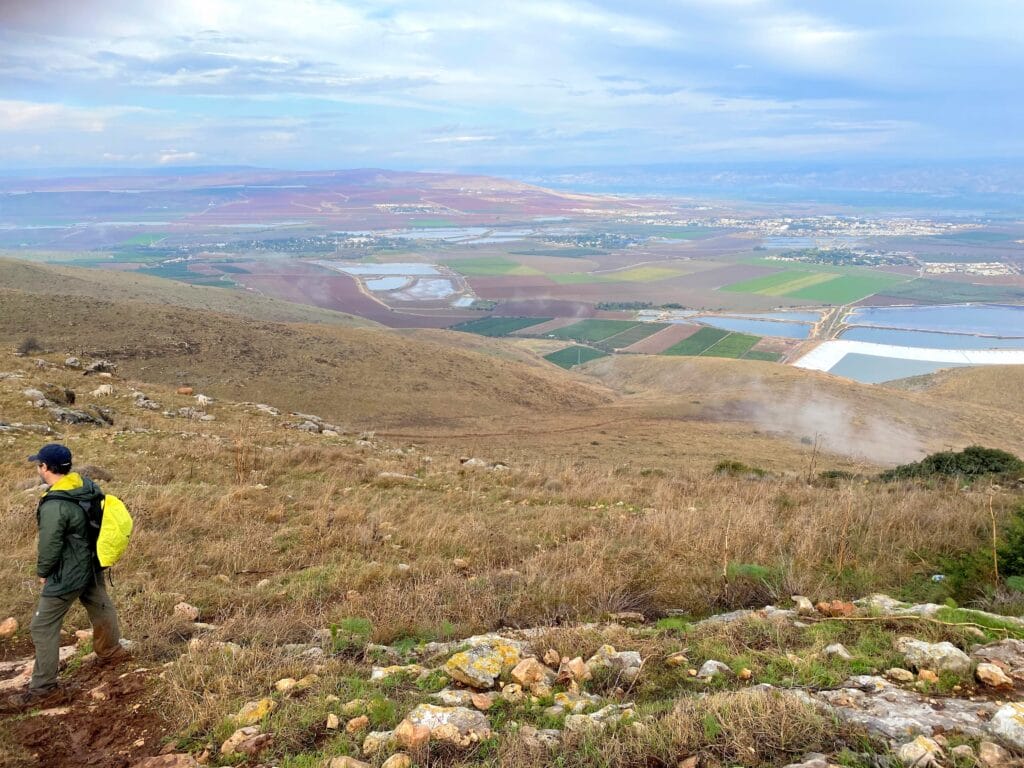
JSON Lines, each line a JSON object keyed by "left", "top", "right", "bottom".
{"left": 96, "top": 495, "right": 133, "bottom": 567}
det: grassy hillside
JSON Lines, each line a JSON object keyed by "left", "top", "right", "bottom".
{"left": 0, "top": 257, "right": 376, "bottom": 327}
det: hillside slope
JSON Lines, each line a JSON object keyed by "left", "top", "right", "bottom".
{"left": 0, "top": 258, "right": 376, "bottom": 327}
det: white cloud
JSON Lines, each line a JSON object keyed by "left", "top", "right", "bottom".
{"left": 157, "top": 149, "right": 200, "bottom": 164}
{"left": 0, "top": 99, "right": 146, "bottom": 133}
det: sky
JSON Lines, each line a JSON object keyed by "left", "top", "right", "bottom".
{"left": 1, "top": 0, "right": 1022, "bottom": 172}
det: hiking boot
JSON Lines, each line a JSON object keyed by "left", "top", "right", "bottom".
{"left": 96, "top": 645, "right": 132, "bottom": 667}
{"left": 1, "top": 686, "right": 66, "bottom": 713}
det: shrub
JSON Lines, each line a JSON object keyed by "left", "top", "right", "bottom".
{"left": 880, "top": 446, "right": 1024, "bottom": 482}
{"left": 16, "top": 336, "right": 43, "bottom": 355}
{"left": 714, "top": 460, "right": 767, "bottom": 478}
{"left": 998, "top": 504, "right": 1024, "bottom": 578}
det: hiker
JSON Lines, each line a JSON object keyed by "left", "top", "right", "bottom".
{"left": 9, "top": 443, "right": 126, "bottom": 708}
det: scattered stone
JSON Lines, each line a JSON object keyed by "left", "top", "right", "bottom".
{"left": 235, "top": 733, "right": 274, "bottom": 757}
{"left": 558, "top": 656, "right": 591, "bottom": 685}
{"left": 666, "top": 651, "right": 689, "bottom": 668}
{"left": 220, "top": 726, "right": 261, "bottom": 755}
{"left": 511, "top": 657, "right": 555, "bottom": 694}
{"left": 782, "top": 756, "right": 830, "bottom": 768}
{"left": 0, "top": 617, "right": 17, "bottom": 639}
{"left": 816, "top": 600, "right": 855, "bottom": 618}
{"left": 327, "top": 757, "right": 371, "bottom": 768}
{"left": 738, "top": 668, "right": 753, "bottom": 680}
{"left": 381, "top": 754, "right": 412, "bottom": 768}
{"left": 517, "top": 725, "right": 562, "bottom": 756}
{"left": 176, "top": 386, "right": 194, "bottom": 396}
{"left": 371, "top": 664, "right": 423, "bottom": 682}
{"left": 896, "top": 637, "right": 972, "bottom": 675}
{"left": 610, "top": 611, "right": 646, "bottom": 625}
{"left": 130, "top": 756, "right": 199, "bottom": 768}
{"left": 346, "top": 715, "right": 370, "bottom": 734}
{"left": 917, "top": 669, "right": 939, "bottom": 683}
{"left": 792, "top": 595, "right": 817, "bottom": 616}
{"left": 393, "top": 719, "right": 431, "bottom": 752}
{"left": 977, "top": 662, "right": 1013, "bottom": 689}
{"left": 195, "top": 394, "right": 214, "bottom": 407}
{"left": 431, "top": 688, "right": 475, "bottom": 707}
{"left": 951, "top": 744, "right": 976, "bottom": 762}
{"left": 85, "top": 360, "right": 116, "bottom": 374}
{"left": 501, "top": 683, "right": 526, "bottom": 703}
{"left": 64, "top": 357, "right": 81, "bottom": 369}
{"left": 978, "top": 740, "right": 1011, "bottom": 767}
{"left": 342, "top": 698, "right": 367, "bottom": 716}
{"left": 973, "top": 639, "right": 1024, "bottom": 681}
{"left": 824, "top": 643, "right": 854, "bottom": 661}
{"left": 401, "top": 704, "right": 492, "bottom": 748}
{"left": 678, "top": 757, "right": 699, "bottom": 768}
{"left": 361, "top": 730, "right": 397, "bottom": 757}
{"left": 697, "top": 660, "right": 732, "bottom": 679}
{"left": 233, "top": 698, "right": 277, "bottom": 726}
{"left": 586, "top": 645, "right": 642, "bottom": 682}
{"left": 91, "top": 384, "right": 115, "bottom": 396}
{"left": 565, "top": 703, "right": 635, "bottom": 733}
{"left": 173, "top": 603, "right": 200, "bottom": 622}
{"left": 378, "top": 472, "right": 419, "bottom": 482}
{"left": 543, "top": 649, "right": 561, "bottom": 667}
{"left": 886, "top": 668, "right": 916, "bottom": 683}
{"left": 460, "top": 457, "right": 487, "bottom": 468}
{"left": 896, "top": 736, "right": 943, "bottom": 767}
{"left": 444, "top": 640, "right": 522, "bottom": 689}
{"left": 52, "top": 405, "right": 113, "bottom": 426}
{"left": 453, "top": 557, "right": 470, "bottom": 570}
{"left": 471, "top": 692, "right": 497, "bottom": 711}
{"left": 553, "top": 690, "right": 602, "bottom": 714}
{"left": 326, "top": 713, "right": 340, "bottom": 730}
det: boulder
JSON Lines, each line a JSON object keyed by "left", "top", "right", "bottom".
{"left": 511, "top": 657, "right": 555, "bottom": 694}
{"left": 444, "top": 640, "right": 521, "bottom": 689}
{"left": 173, "top": 603, "right": 200, "bottom": 622}
{"left": 400, "top": 704, "right": 492, "bottom": 748}
{"left": 346, "top": 715, "right": 370, "bottom": 734}
{"left": 896, "top": 736, "right": 943, "bottom": 767}
{"left": 987, "top": 703, "right": 1024, "bottom": 751}
{"left": 885, "top": 668, "right": 915, "bottom": 683}
{"left": 978, "top": 741, "right": 1012, "bottom": 768}
{"left": 824, "top": 643, "right": 854, "bottom": 661}
{"left": 326, "top": 758, "right": 371, "bottom": 768}
{"left": 972, "top": 639, "right": 1024, "bottom": 681}
{"left": 370, "top": 664, "right": 423, "bottom": 681}
{"left": 0, "top": 617, "right": 17, "bottom": 639}
{"left": 361, "top": 730, "right": 397, "bottom": 757}
{"left": 792, "top": 595, "right": 817, "bottom": 616}
{"left": 697, "top": 660, "right": 732, "bottom": 679}
{"left": 976, "top": 662, "right": 1013, "bottom": 689}
{"left": 565, "top": 704, "right": 635, "bottom": 733}
{"left": 895, "top": 637, "right": 971, "bottom": 675}
{"left": 381, "top": 754, "right": 412, "bottom": 768}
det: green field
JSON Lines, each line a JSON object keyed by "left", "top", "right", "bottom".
{"left": 661, "top": 327, "right": 730, "bottom": 356}
{"left": 442, "top": 256, "right": 541, "bottom": 277}
{"left": 650, "top": 227, "right": 719, "bottom": 240}
{"left": 409, "top": 219, "right": 457, "bottom": 228}
{"left": 884, "top": 279, "right": 1024, "bottom": 303}
{"left": 544, "top": 346, "right": 610, "bottom": 369}
{"left": 743, "top": 349, "right": 783, "bottom": 362}
{"left": 721, "top": 270, "right": 835, "bottom": 296}
{"left": 786, "top": 274, "right": 908, "bottom": 303}
{"left": 548, "top": 266, "right": 683, "bottom": 285}
{"left": 120, "top": 233, "right": 167, "bottom": 246}
{"left": 595, "top": 323, "right": 669, "bottom": 350}
{"left": 700, "top": 332, "right": 760, "bottom": 358}
{"left": 452, "top": 316, "right": 552, "bottom": 337}
{"left": 549, "top": 319, "right": 644, "bottom": 342}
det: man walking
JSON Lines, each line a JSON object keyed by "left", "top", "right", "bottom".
{"left": 7, "top": 443, "right": 126, "bottom": 708}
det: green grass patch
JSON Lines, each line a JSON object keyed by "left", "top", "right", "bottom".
{"left": 549, "top": 319, "right": 644, "bottom": 342}
{"left": 661, "top": 327, "right": 730, "bottom": 356}
{"left": 452, "top": 316, "right": 552, "bottom": 337}
{"left": 743, "top": 349, "right": 782, "bottom": 362}
{"left": 442, "top": 256, "right": 541, "bottom": 277}
{"left": 409, "top": 219, "right": 457, "bottom": 228}
{"left": 884, "top": 278, "right": 1024, "bottom": 303}
{"left": 650, "top": 227, "right": 718, "bottom": 240}
{"left": 119, "top": 233, "right": 167, "bottom": 246}
{"left": 721, "top": 270, "right": 836, "bottom": 296}
{"left": 700, "top": 332, "right": 760, "bottom": 358}
{"left": 544, "top": 346, "right": 610, "bottom": 369}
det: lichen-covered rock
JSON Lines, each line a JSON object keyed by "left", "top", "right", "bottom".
{"left": 233, "top": 698, "right": 277, "bottom": 726}
{"left": 370, "top": 664, "right": 423, "bottom": 681}
{"left": 401, "top": 704, "right": 493, "bottom": 747}
{"left": 552, "top": 690, "right": 602, "bottom": 714}
{"left": 444, "top": 641, "right": 521, "bottom": 689}
{"left": 361, "top": 730, "right": 397, "bottom": 757}
{"left": 431, "top": 688, "right": 475, "bottom": 707}
{"left": 510, "top": 657, "right": 555, "bottom": 694}
{"left": 564, "top": 703, "right": 635, "bottom": 733}
{"left": 895, "top": 637, "right": 971, "bottom": 675}
{"left": 586, "top": 645, "right": 641, "bottom": 674}
{"left": 987, "top": 703, "right": 1024, "bottom": 751}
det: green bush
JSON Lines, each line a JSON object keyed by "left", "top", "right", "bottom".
{"left": 998, "top": 504, "right": 1024, "bottom": 578}
{"left": 880, "top": 446, "right": 1024, "bottom": 482}
{"left": 714, "top": 460, "right": 767, "bottom": 478}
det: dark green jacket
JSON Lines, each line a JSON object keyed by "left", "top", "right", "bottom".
{"left": 36, "top": 473, "right": 103, "bottom": 597}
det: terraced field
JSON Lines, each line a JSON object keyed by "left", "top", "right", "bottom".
{"left": 543, "top": 345, "right": 610, "bottom": 368}
{"left": 452, "top": 316, "right": 552, "bottom": 336}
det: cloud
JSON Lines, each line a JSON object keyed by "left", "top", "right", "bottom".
{"left": 0, "top": 99, "right": 147, "bottom": 133}
{"left": 157, "top": 149, "right": 200, "bottom": 164}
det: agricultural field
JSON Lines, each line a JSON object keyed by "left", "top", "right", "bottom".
{"left": 879, "top": 278, "right": 1024, "bottom": 304}
{"left": 451, "top": 316, "right": 552, "bottom": 336}
{"left": 543, "top": 345, "right": 610, "bottom": 368}
{"left": 442, "top": 256, "right": 542, "bottom": 277}
{"left": 548, "top": 319, "right": 645, "bottom": 342}
{"left": 661, "top": 327, "right": 764, "bottom": 358}
{"left": 722, "top": 267, "right": 909, "bottom": 304}
{"left": 594, "top": 322, "right": 669, "bottom": 350}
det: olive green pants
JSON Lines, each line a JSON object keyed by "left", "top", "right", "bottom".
{"left": 29, "top": 575, "right": 121, "bottom": 691}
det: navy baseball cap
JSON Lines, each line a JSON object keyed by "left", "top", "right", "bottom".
{"left": 27, "top": 443, "right": 73, "bottom": 471}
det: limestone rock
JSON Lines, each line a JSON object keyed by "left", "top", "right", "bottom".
{"left": 233, "top": 698, "right": 277, "bottom": 726}
{"left": 220, "top": 726, "right": 261, "bottom": 755}
{"left": 501, "top": 683, "right": 526, "bottom": 703}
{"left": 235, "top": 733, "right": 273, "bottom": 756}
{"left": 371, "top": 664, "right": 423, "bottom": 681}
{"left": 431, "top": 688, "right": 475, "bottom": 707}
{"left": 394, "top": 719, "right": 431, "bottom": 752}
{"left": 824, "top": 643, "right": 854, "bottom": 661}
{"left": 886, "top": 668, "right": 915, "bottom": 683}
{"left": 346, "top": 715, "right": 370, "bottom": 734}
{"left": 543, "top": 649, "right": 562, "bottom": 667}
{"left": 666, "top": 652, "right": 689, "bottom": 668}
{"left": 586, "top": 645, "right": 642, "bottom": 675}
{"left": 987, "top": 703, "right": 1024, "bottom": 751}
{"left": 976, "top": 662, "right": 1013, "bottom": 689}
{"left": 361, "top": 730, "right": 397, "bottom": 757}
{"left": 511, "top": 657, "right": 555, "bottom": 694}
{"left": 381, "top": 754, "right": 412, "bottom": 768}
{"left": 326, "top": 713, "right": 340, "bottom": 730}
{"left": 471, "top": 692, "right": 497, "bottom": 711}
{"left": 517, "top": 725, "right": 562, "bottom": 756}
{"left": 444, "top": 640, "right": 521, "bottom": 689}
{"left": 973, "top": 639, "right": 1024, "bottom": 681}
{"left": 558, "top": 656, "right": 591, "bottom": 684}
{"left": 816, "top": 600, "right": 855, "bottom": 618}
{"left": 896, "top": 637, "right": 971, "bottom": 675}
{"left": 553, "top": 690, "right": 602, "bottom": 714}
{"left": 326, "top": 758, "right": 371, "bottom": 768}
{"left": 978, "top": 740, "right": 1012, "bottom": 768}
{"left": 173, "top": 603, "right": 200, "bottom": 622}
{"left": 792, "top": 595, "right": 817, "bottom": 617}
{"left": 401, "top": 704, "right": 492, "bottom": 747}
{"left": 0, "top": 617, "right": 17, "bottom": 639}
{"left": 917, "top": 669, "right": 939, "bottom": 683}
{"left": 565, "top": 704, "right": 635, "bottom": 733}
{"left": 896, "top": 736, "right": 943, "bottom": 767}
{"left": 342, "top": 698, "right": 367, "bottom": 716}
{"left": 697, "top": 660, "right": 732, "bottom": 679}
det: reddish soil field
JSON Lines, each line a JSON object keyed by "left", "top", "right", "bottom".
{"left": 492, "top": 299, "right": 598, "bottom": 317}
{"left": 509, "top": 317, "right": 583, "bottom": 336}
{"left": 468, "top": 276, "right": 557, "bottom": 298}
{"left": 620, "top": 324, "right": 702, "bottom": 353}
{"left": 230, "top": 260, "right": 475, "bottom": 328}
